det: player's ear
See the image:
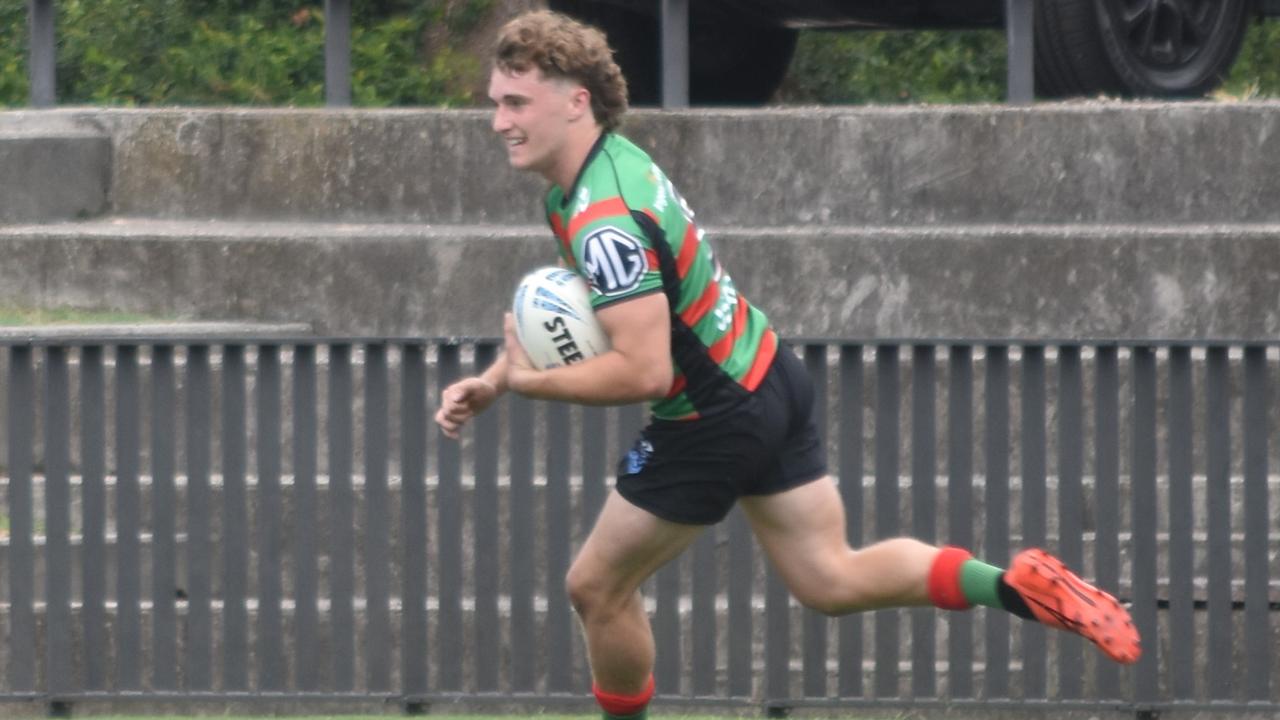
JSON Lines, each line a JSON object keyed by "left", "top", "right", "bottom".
{"left": 568, "top": 84, "right": 591, "bottom": 121}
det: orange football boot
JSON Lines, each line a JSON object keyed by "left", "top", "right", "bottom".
{"left": 1004, "top": 548, "right": 1141, "bottom": 664}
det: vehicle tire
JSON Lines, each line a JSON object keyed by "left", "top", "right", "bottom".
{"left": 548, "top": 0, "right": 797, "bottom": 105}
{"left": 687, "top": 7, "right": 798, "bottom": 105}
{"left": 1034, "top": 0, "right": 1252, "bottom": 98}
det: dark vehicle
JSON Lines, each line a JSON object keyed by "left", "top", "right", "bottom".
{"left": 549, "top": 0, "right": 1273, "bottom": 104}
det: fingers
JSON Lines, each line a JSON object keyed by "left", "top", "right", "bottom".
{"left": 434, "top": 380, "right": 476, "bottom": 440}
{"left": 433, "top": 405, "right": 463, "bottom": 440}
{"left": 433, "top": 405, "right": 461, "bottom": 439}
{"left": 434, "top": 376, "right": 502, "bottom": 440}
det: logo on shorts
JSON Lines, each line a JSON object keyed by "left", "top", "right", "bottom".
{"left": 623, "top": 439, "right": 654, "bottom": 475}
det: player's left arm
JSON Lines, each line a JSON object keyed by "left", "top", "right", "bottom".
{"left": 504, "top": 291, "right": 673, "bottom": 405}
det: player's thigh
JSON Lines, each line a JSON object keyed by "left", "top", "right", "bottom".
{"left": 738, "top": 476, "right": 851, "bottom": 596}
{"left": 569, "top": 489, "right": 705, "bottom": 601}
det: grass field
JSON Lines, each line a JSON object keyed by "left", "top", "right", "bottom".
{"left": 87, "top": 712, "right": 747, "bottom": 717}
{"left": 0, "top": 306, "right": 165, "bottom": 326}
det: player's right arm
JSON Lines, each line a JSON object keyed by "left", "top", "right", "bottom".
{"left": 435, "top": 251, "right": 569, "bottom": 439}
{"left": 434, "top": 350, "right": 510, "bottom": 440}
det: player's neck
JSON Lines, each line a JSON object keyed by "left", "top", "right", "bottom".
{"left": 548, "top": 126, "right": 605, "bottom": 195}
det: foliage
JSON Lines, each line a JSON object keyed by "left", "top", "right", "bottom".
{"left": 780, "top": 21, "right": 1280, "bottom": 105}
{"left": 0, "top": 0, "right": 27, "bottom": 103}
{"left": 778, "top": 29, "right": 1007, "bottom": 105}
{"left": 1219, "top": 19, "right": 1280, "bottom": 99}
{"left": 0, "top": 0, "right": 487, "bottom": 107}
{"left": 158, "top": 13, "right": 326, "bottom": 105}
{"left": 350, "top": 14, "right": 479, "bottom": 107}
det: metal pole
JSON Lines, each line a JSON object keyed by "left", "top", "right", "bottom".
{"left": 325, "top": 0, "right": 352, "bottom": 106}
{"left": 28, "top": 0, "right": 55, "bottom": 107}
{"left": 1004, "top": 0, "right": 1034, "bottom": 103}
{"left": 660, "top": 0, "right": 689, "bottom": 108}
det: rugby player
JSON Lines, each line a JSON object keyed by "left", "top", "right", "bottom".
{"left": 434, "top": 11, "right": 1141, "bottom": 719}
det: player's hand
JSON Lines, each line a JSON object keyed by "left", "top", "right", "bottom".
{"left": 434, "top": 376, "right": 499, "bottom": 440}
{"left": 503, "top": 312, "right": 540, "bottom": 395}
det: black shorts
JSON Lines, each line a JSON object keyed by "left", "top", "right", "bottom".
{"left": 615, "top": 346, "right": 829, "bottom": 525}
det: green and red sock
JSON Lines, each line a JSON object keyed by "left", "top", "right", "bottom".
{"left": 927, "top": 546, "right": 1034, "bottom": 619}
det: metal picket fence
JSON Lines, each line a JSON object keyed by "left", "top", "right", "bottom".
{"left": 0, "top": 336, "right": 1276, "bottom": 716}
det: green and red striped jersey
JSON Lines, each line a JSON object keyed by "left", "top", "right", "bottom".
{"left": 545, "top": 133, "right": 777, "bottom": 420}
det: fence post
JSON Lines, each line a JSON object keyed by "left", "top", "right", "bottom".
{"left": 28, "top": 0, "right": 55, "bottom": 106}
{"left": 44, "top": 347, "right": 73, "bottom": 697}
{"left": 661, "top": 0, "right": 689, "bottom": 108}
{"left": 1242, "top": 346, "right": 1271, "bottom": 700}
{"left": 325, "top": 0, "right": 352, "bottom": 106}
{"left": 1005, "top": 0, "right": 1034, "bottom": 103}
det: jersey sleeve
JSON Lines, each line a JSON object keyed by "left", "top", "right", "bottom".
{"left": 568, "top": 201, "right": 663, "bottom": 310}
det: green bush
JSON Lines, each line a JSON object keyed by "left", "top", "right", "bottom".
{"left": 0, "top": 0, "right": 485, "bottom": 107}
{"left": 781, "top": 21, "right": 1280, "bottom": 105}
{"left": 1221, "top": 20, "right": 1280, "bottom": 98}
{"left": 0, "top": 1, "right": 28, "bottom": 104}
{"left": 778, "top": 30, "right": 1006, "bottom": 105}
{"left": 154, "top": 10, "right": 327, "bottom": 105}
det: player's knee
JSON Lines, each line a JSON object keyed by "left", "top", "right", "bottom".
{"left": 565, "top": 563, "right": 610, "bottom": 619}
{"left": 566, "top": 562, "right": 632, "bottom": 623}
{"left": 565, "top": 565, "right": 592, "bottom": 616}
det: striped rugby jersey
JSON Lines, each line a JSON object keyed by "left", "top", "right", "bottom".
{"left": 544, "top": 133, "right": 777, "bottom": 420}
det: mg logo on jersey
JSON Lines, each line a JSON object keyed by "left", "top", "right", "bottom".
{"left": 582, "top": 227, "right": 647, "bottom": 296}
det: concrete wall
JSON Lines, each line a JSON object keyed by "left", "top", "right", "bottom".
{"left": 2, "top": 221, "right": 1279, "bottom": 339}
{"left": 0, "top": 114, "right": 110, "bottom": 223}
{"left": 3, "top": 107, "right": 1280, "bottom": 447}
{"left": 1, "top": 104, "right": 1279, "bottom": 340}
{"left": 14, "top": 103, "right": 1280, "bottom": 226}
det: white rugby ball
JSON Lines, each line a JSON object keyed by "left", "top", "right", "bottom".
{"left": 512, "top": 267, "right": 610, "bottom": 370}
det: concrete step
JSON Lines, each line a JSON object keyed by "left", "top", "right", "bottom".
{"left": 14, "top": 105, "right": 1280, "bottom": 227}
{"left": 2, "top": 219, "right": 1279, "bottom": 339}
{"left": 0, "top": 115, "right": 109, "bottom": 223}
{"left": 0, "top": 321, "right": 311, "bottom": 344}
{"left": 3, "top": 472, "right": 1278, "bottom": 602}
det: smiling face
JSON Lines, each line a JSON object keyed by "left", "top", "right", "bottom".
{"left": 489, "top": 67, "right": 593, "bottom": 188}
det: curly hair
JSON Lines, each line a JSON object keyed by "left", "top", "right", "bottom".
{"left": 494, "top": 10, "right": 629, "bottom": 132}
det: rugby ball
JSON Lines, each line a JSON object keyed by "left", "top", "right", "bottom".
{"left": 512, "top": 267, "right": 610, "bottom": 370}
